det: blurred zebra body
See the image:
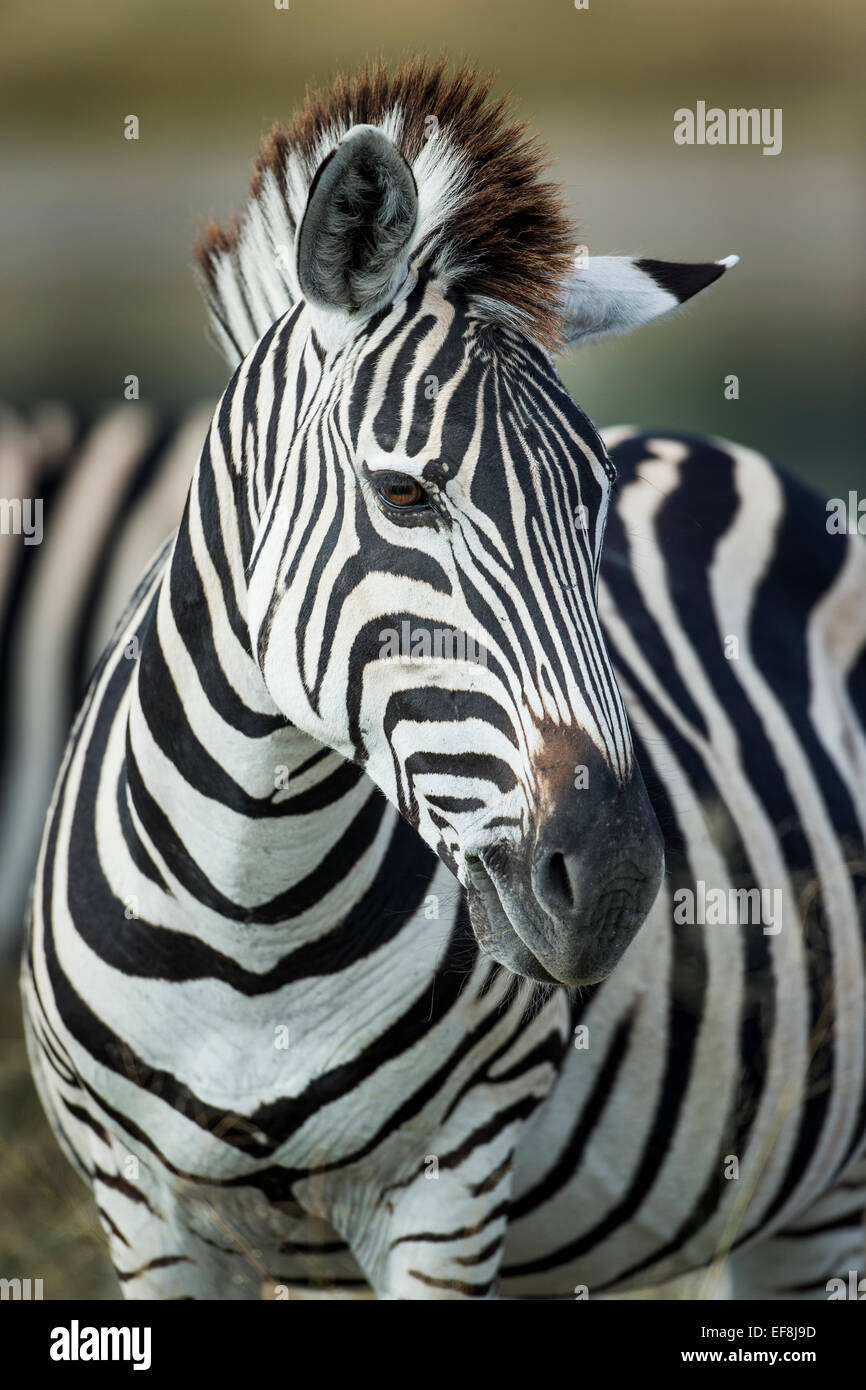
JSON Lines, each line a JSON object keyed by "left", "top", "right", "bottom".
{"left": 21, "top": 60, "right": 866, "bottom": 1299}
{"left": 0, "top": 404, "right": 209, "bottom": 950}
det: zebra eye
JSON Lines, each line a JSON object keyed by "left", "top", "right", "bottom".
{"left": 375, "top": 476, "right": 428, "bottom": 510}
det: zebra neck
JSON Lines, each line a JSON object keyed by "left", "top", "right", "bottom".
{"left": 124, "top": 456, "right": 388, "bottom": 939}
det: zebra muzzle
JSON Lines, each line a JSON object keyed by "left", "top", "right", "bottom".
{"left": 464, "top": 768, "right": 664, "bottom": 986}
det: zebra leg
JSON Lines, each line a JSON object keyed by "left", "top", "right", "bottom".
{"left": 105, "top": 1168, "right": 369, "bottom": 1299}
{"left": 344, "top": 1160, "right": 514, "bottom": 1300}
{"left": 92, "top": 1168, "right": 247, "bottom": 1300}
{"left": 99, "top": 1186, "right": 315, "bottom": 1300}
{"left": 728, "top": 1155, "right": 866, "bottom": 1300}
{"left": 76, "top": 1128, "right": 285, "bottom": 1299}
{"left": 22, "top": 1002, "right": 249, "bottom": 1298}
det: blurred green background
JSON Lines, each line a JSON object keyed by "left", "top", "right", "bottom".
{"left": 1, "top": 0, "right": 864, "bottom": 491}
{"left": 0, "top": 0, "right": 863, "bottom": 1299}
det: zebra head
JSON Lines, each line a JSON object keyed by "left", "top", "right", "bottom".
{"left": 198, "top": 64, "right": 736, "bottom": 986}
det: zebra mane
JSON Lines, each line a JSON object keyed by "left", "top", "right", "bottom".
{"left": 195, "top": 56, "right": 575, "bottom": 363}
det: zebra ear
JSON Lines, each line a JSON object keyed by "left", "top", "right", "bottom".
{"left": 296, "top": 125, "right": 418, "bottom": 325}
{"left": 560, "top": 253, "right": 738, "bottom": 347}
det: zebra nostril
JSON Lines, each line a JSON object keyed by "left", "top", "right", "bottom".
{"left": 538, "top": 849, "right": 578, "bottom": 915}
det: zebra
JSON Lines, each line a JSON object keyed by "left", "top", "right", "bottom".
{"left": 21, "top": 58, "right": 866, "bottom": 1300}
{"left": 0, "top": 402, "right": 209, "bottom": 953}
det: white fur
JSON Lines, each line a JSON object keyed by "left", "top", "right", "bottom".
{"left": 561, "top": 253, "right": 738, "bottom": 347}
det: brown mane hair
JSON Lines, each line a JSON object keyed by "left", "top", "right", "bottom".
{"left": 195, "top": 56, "right": 576, "bottom": 356}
